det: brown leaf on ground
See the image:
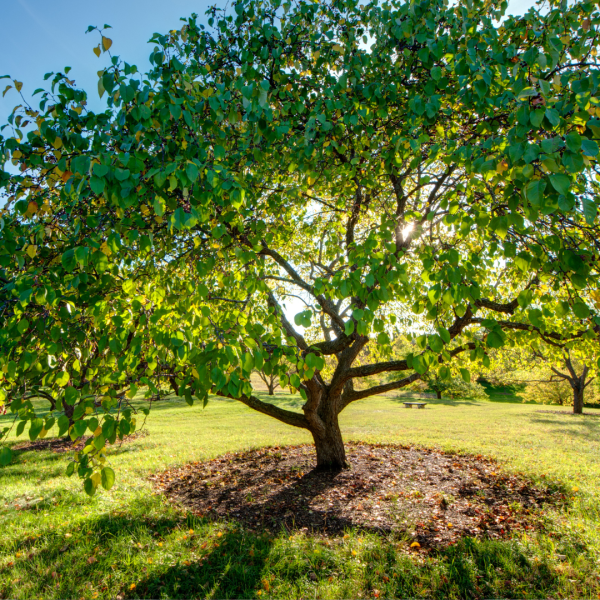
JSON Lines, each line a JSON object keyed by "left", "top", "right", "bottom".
{"left": 13, "top": 429, "right": 149, "bottom": 454}
{"left": 151, "top": 443, "right": 566, "bottom": 548}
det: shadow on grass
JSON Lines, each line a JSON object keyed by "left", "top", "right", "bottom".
{"left": 389, "top": 396, "right": 481, "bottom": 407}
{"left": 131, "top": 527, "right": 272, "bottom": 600}
{"left": 0, "top": 504, "right": 571, "bottom": 600}
{"left": 526, "top": 413, "right": 600, "bottom": 441}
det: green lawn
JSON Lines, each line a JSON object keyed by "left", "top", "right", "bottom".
{"left": 1, "top": 392, "right": 600, "bottom": 599}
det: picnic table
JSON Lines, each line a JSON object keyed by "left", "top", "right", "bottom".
{"left": 403, "top": 402, "right": 427, "bottom": 409}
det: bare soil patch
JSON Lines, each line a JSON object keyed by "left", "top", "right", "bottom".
{"left": 152, "top": 442, "right": 565, "bottom": 548}
{"left": 13, "top": 429, "right": 149, "bottom": 453}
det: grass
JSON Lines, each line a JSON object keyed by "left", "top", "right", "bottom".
{"left": 1, "top": 391, "right": 600, "bottom": 599}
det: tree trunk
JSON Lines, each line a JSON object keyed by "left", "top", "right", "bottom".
{"left": 436, "top": 390, "right": 442, "bottom": 399}
{"left": 267, "top": 382, "right": 275, "bottom": 395}
{"left": 573, "top": 385, "right": 584, "bottom": 414}
{"left": 309, "top": 412, "right": 348, "bottom": 471}
{"left": 63, "top": 401, "right": 75, "bottom": 426}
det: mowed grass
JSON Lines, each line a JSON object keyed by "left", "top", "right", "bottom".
{"left": 1, "top": 392, "right": 600, "bottom": 599}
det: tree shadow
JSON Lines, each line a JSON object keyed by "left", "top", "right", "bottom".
{"left": 478, "top": 381, "right": 532, "bottom": 404}
{"left": 0, "top": 480, "right": 575, "bottom": 600}
{"left": 131, "top": 528, "right": 272, "bottom": 599}
{"left": 390, "top": 396, "right": 480, "bottom": 407}
{"left": 0, "top": 507, "right": 271, "bottom": 600}
{"left": 161, "top": 452, "right": 387, "bottom": 538}
{"left": 525, "top": 412, "right": 600, "bottom": 441}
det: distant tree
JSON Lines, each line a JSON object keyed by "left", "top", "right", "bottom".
{"left": 484, "top": 345, "right": 598, "bottom": 412}
{"left": 2, "top": 0, "right": 600, "bottom": 491}
{"left": 256, "top": 370, "right": 279, "bottom": 396}
{"left": 544, "top": 352, "right": 595, "bottom": 413}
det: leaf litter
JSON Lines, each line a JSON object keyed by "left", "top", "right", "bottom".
{"left": 151, "top": 442, "right": 567, "bottom": 549}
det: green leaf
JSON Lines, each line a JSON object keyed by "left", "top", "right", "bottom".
{"left": 486, "top": 331, "right": 504, "bottom": 349}
{"left": 517, "top": 87, "right": 537, "bottom": 100}
{"left": 525, "top": 180, "right": 546, "bottom": 205}
{"left": 460, "top": 368, "right": 470, "bottom": 383}
{"left": 437, "top": 327, "right": 451, "bottom": 344}
{"left": 345, "top": 320, "right": 355, "bottom": 336}
{"left": 84, "top": 478, "right": 96, "bottom": 497}
{"left": 545, "top": 108, "right": 560, "bottom": 127}
{"left": 549, "top": 174, "right": 570, "bottom": 196}
{"left": 412, "top": 354, "right": 428, "bottom": 375}
{"left": 90, "top": 176, "right": 105, "bottom": 194}
{"left": 377, "top": 332, "right": 390, "bottom": 345}
{"left": 583, "top": 198, "right": 597, "bottom": 224}
{"left": 565, "top": 132, "right": 582, "bottom": 153}
{"left": 530, "top": 110, "right": 544, "bottom": 128}
{"left": 428, "top": 334, "right": 444, "bottom": 353}
{"left": 17, "top": 319, "right": 29, "bottom": 335}
{"left": 64, "top": 386, "right": 78, "bottom": 405}
{"left": 541, "top": 137, "right": 562, "bottom": 153}
{"left": 93, "top": 163, "right": 109, "bottom": 178}
{"left": 0, "top": 447, "right": 12, "bottom": 467}
{"left": 582, "top": 139, "right": 599, "bottom": 157}
{"left": 72, "top": 155, "right": 91, "bottom": 175}
{"left": 517, "top": 290, "right": 531, "bottom": 308}
{"left": 57, "top": 415, "right": 70, "bottom": 437}
{"left": 153, "top": 196, "right": 165, "bottom": 216}
{"left": 186, "top": 162, "right": 199, "bottom": 181}
{"left": 61, "top": 249, "right": 77, "bottom": 272}
{"left": 573, "top": 301, "right": 590, "bottom": 319}
{"left": 29, "top": 418, "right": 44, "bottom": 441}
{"left": 114, "top": 168, "right": 130, "bottom": 181}
{"left": 74, "top": 246, "right": 89, "bottom": 267}
{"left": 101, "top": 467, "right": 115, "bottom": 490}
{"left": 56, "top": 371, "right": 70, "bottom": 387}
{"left": 214, "top": 145, "right": 226, "bottom": 160}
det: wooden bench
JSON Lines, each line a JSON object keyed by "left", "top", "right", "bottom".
{"left": 403, "top": 402, "right": 427, "bottom": 409}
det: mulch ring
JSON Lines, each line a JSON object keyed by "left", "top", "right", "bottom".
{"left": 151, "top": 442, "right": 567, "bottom": 549}
{"left": 13, "top": 429, "right": 149, "bottom": 453}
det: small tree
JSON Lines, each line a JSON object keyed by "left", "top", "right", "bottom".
{"left": 255, "top": 370, "right": 280, "bottom": 396}
{"left": 548, "top": 353, "right": 595, "bottom": 413}
{"left": 1, "top": 0, "right": 600, "bottom": 490}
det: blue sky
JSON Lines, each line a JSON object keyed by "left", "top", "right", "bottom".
{"left": 1, "top": 0, "right": 536, "bottom": 125}
{"left": 0, "top": 0, "right": 214, "bottom": 123}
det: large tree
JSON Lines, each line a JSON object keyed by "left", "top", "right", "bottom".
{"left": 2, "top": 0, "right": 600, "bottom": 491}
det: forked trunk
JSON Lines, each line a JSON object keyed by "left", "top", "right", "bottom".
{"left": 310, "top": 411, "right": 348, "bottom": 471}
{"left": 267, "top": 383, "right": 275, "bottom": 396}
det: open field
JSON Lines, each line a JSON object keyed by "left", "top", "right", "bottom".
{"left": 1, "top": 391, "right": 600, "bottom": 599}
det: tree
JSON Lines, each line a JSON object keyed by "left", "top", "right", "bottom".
{"left": 2, "top": 0, "right": 600, "bottom": 491}
{"left": 549, "top": 352, "right": 595, "bottom": 413}
{"left": 480, "top": 342, "right": 598, "bottom": 411}
{"left": 256, "top": 370, "right": 280, "bottom": 395}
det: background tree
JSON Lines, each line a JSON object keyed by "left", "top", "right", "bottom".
{"left": 255, "top": 370, "right": 280, "bottom": 396}
{"left": 2, "top": 0, "right": 600, "bottom": 491}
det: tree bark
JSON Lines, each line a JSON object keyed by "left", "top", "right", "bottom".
{"left": 573, "top": 384, "right": 584, "bottom": 414}
{"left": 436, "top": 390, "right": 442, "bottom": 399}
{"left": 267, "top": 382, "right": 275, "bottom": 396}
{"left": 309, "top": 409, "right": 348, "bottom": 471}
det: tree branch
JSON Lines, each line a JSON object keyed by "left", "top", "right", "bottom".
{"left": 266, "top": 290, "right": 309, "bottom": 351}
{"left": 341, "top": 372, "right": 422, "bottom": 407}
{"left": 217, "top": 391, "right": 309, "bottom": 429}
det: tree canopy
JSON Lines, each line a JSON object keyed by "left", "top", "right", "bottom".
{"left": 2, "top": 0, "right": 600, "bottom": 491}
